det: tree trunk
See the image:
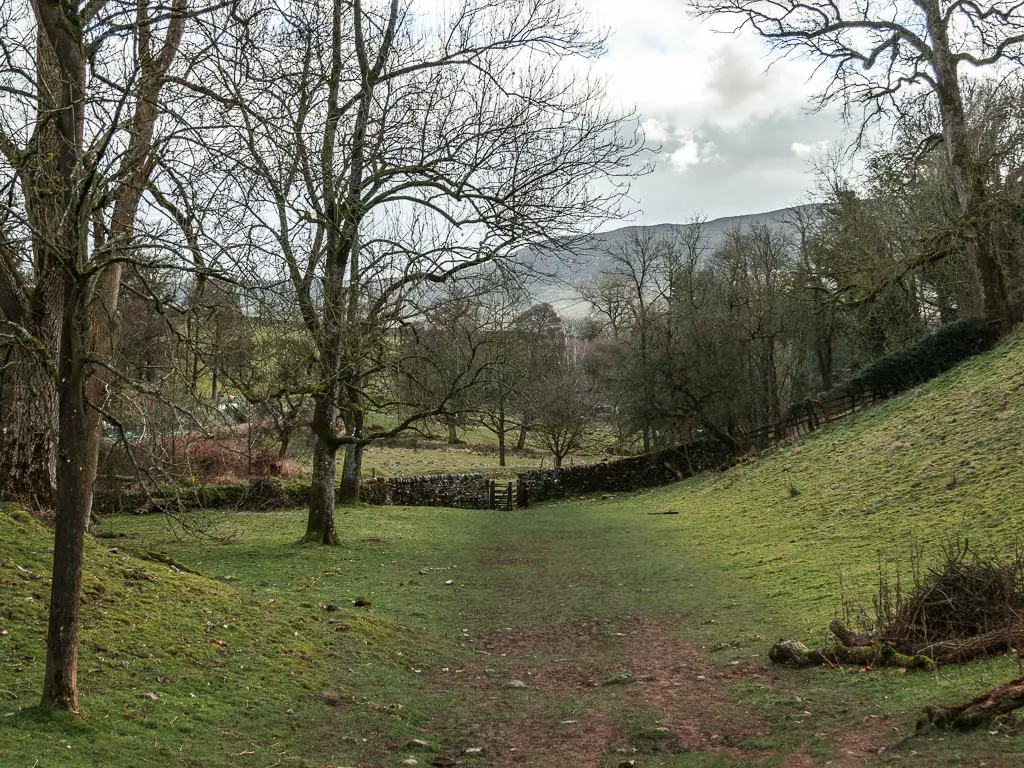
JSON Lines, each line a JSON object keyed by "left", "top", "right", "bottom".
{"left": 338, "top": 442, "right": 363, "bottom": 504}
{"left": 337, "top": 376, "right": 364, "bottom": 504}
{"left": 0, "top": 0, "right": 76, "bottom": 506}
{"left": 42, "top": 285, "right": 90, "bottom": 711}
{"left": 80, "top": 262, "right": 122, "bottom": 530}
{"left": 303, "top": 394, "right": 339, "bottom": 544}
{"left": 76, "top": 0, "right": 187, "bottom": 532}
{"left": 925, "top": 0, "right": 1013, "bottom": 325}
{"left": 0, "top": 347, "right": 57, "bottom": 501}
{"left": 970, "top": 235, "right": 1013, "bottom": 324}
{"left": 447, "top": 421, "right": 458, "bottom": 444}
{"left": 277, "top": 427, "right": 292, "bottom": 460}
{"left": 815, "top": 329, "right": 833, "bottom": 391}
{"left": 516, "top": 425, "right": 527, "bottom": 450}
{"left": 497, "top": 427, "right": 506, "bottom": 467}
{"left": 31, "top": 0, "right": 90, "bottom": 711}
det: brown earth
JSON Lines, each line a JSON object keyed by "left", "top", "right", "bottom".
{"left": 420, "top": 618, "right": 896, "bottom": 767}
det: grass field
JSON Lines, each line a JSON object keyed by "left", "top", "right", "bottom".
{"left": 290, "top": 423, "right": 607, "bottom": 481}
{"left": 2, "top": 330, "right": 1023, "bottom": 766}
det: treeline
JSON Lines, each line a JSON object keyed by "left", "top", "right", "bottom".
{"left": 568, "top": 77, "right": 1024, "bottom": 451}
{"left": 107, "top": 71, "right": 1024, "bottom": 474}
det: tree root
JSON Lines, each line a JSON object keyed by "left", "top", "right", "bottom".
{"left": 919, "top": 677, "right": 1024, "bottom": 730}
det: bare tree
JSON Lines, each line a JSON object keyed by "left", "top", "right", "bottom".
{"left": 691, "top": 0, "right": 1024, "bottom": 323}
{"left": 206, "top": 0, "right": 643, "bottom": 543}
{"left": 531, "top": 345, "right": 599, "bottom": 468}
{"left": 0, "top": 0, "right": 237, "bottom": 711}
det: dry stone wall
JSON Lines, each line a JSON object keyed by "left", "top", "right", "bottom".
{"left": 516, "top": 440, "right": 735, "bottom": 505}
{"left": 359, "top": 473, "right": 490, "bottom": 509}
{"left": 95, "top": 473, "right": 491, "bottom": 514}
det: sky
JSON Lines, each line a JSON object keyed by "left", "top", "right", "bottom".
{"left": 582, "top": 0, "right": 849, "bottom": 225}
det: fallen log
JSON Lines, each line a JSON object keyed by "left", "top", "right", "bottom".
{"left": 769, "top": 639, "right": 934, "bottom": 670}
{"left": 133, "top": 549, "right": 206, "bottom": 576}
{"left": 919, "top": 677, "right": 1024, "bottom": 730}
{"left": 888, "top": 624, "right": 1024, "bottom": 664}
{"left": 829, "top": 619, "right": 874, "bottom": 647}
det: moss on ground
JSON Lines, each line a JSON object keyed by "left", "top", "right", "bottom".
{"left": 0, "top": 504, "right": 419, "bottom": 767}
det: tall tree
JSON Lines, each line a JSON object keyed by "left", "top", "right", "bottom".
{"left": 0, "top": 0, "right": 189, "bottom": 507}
{"left": 0, "top": 0, "right": 217, "bottom": 711}
{"left": 211, "top": 0, "right": 642, "bottom": 543}
{"left": 691, "top": 0, "right": 1024, "bottom": 324}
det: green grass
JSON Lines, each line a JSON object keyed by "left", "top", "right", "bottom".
{"left": 0, "top": 504, "right": 429, "bottom": 767}
{"left": 637, "top": 325, "right": 1024, "bottom": 636}
{"left": 3, "top": 329, "right": 1024, "bottom": 766}
{"left": 292, "top": 426, "right": 605, "bottom": 480}
{"left": 360, "top": 441, "right": 546, "bottom": 479}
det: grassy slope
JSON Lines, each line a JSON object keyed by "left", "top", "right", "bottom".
{"left": 0, "top": 505, "right": 424, "bottom": 767}
{"left": 644, "top": 325, "right": 1024, "bottom": 636}
{"left": 612, "top": 326, "right": 1024, "bottom": 763}
{"left": 2, "top": 329, "right": 1023, "bottom": 766}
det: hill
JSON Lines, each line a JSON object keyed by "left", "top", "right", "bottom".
{"left": 637, "top": 324, "right": 1024, "bottom": 636}
{"left": 516, "top": 204, "right": 818, "bottom": 317}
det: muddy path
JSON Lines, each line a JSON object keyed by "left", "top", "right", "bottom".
{"left": 396, "top": 510, "right": 898, "bottom": 768}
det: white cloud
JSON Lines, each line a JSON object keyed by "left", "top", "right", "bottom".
{"left": 667, "top": 134, "right": 721, "bottom": 172}
{"left": 791, "top": 139, "right": 831, "bottom": 158}
{"left": 575, "top": 0, "right": 847, "bottom": 221}
{"left": 581, "top": 0, "right": 823, "bottom": 131}
{"left": 642, "top": 118, "right": 670, "bottom": 145}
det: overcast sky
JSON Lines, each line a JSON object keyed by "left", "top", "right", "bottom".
{"left": 582, "top": 0, "right": 849, "bottom": 226}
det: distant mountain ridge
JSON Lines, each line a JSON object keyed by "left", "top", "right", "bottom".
{"left": 516, "top": 204, "right": 820, "bottom": 318}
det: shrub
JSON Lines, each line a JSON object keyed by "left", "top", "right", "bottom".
{"left": 838, "top": 538, "right": 1024, "bottom": 665}
{"left": 852, "top": 318, "right": 1001, "bottom": 398}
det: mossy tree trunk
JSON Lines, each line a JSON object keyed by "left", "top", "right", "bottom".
{"left": 0, "top": 346, "right": 57, "bottom": 502}
{"left": 337, "top": 375, "right": 364, "bottom": 505}
{"left": 338, "top": 443, "right": 363, "bottom": 504}
{"left": 43, "top": 282, "right": 91, "bottom": 711}
{"left": 304, "top": 393, "right": 340, "bottom": 545}
{"left": 920, "top": 677, "right": 1024, "bottom": 730}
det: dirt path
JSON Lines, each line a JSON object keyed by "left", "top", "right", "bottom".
{"left": 400, "top": 522, "right": 897, "bottom": 768}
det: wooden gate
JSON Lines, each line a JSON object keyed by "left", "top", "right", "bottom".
{"left": 488, "top": 480, "right": 518, "bottom": 510}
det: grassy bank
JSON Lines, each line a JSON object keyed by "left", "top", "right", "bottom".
{"left": 2, "top": 330, "right": 1023, "bottom": 766}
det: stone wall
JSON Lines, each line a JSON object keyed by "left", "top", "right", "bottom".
{"left": 93, "top": 477, "right": 309, "bottom": 515}
{"left": 94, "top": 473, "right": 491, "bottom": 515}
{"left": 516, "top": 440, "right": 735, "bottom": 505}
{"left": 359, "top": 473, "right": 490, "bottom": 509}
